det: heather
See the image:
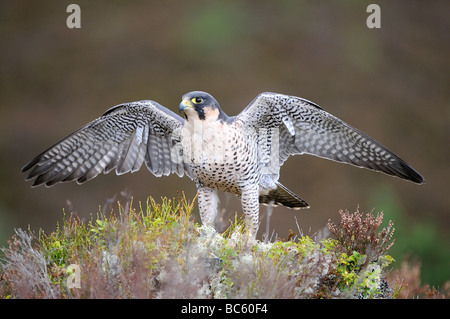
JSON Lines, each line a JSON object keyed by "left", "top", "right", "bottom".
{"left": 0, "top": 196, "right": 447, "bottom": 299}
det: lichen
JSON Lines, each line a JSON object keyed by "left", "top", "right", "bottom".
{"left": 0, "top": 196, "right": 446, "bottom": 299}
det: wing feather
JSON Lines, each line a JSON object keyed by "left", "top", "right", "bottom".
{"left": 236, "top": 92, "right": 424, "bottom": 184}
{"left": 23, "top": 100, "right": 192, "bottom": 187}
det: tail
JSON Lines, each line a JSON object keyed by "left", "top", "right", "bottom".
{"left": 259, "top": 182, "right": 309, "bottom": 210}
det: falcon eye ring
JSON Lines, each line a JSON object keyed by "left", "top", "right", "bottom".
{"left": 191, "top": 97, "right": 203, "bottom": 104}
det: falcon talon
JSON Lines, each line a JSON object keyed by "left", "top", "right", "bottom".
{"left": 22, "top": 91, "right": 424, "bottom": 237}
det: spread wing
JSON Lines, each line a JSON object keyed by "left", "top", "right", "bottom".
{"left": 235, "top": 92, "right": 424, "bottom": 184}
{"left": 23, "top": 100, "right": 192, "bottom": 187}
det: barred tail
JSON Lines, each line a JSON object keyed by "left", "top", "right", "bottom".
{"left": 259, "top": 182, "right": 309, "bottom": 210}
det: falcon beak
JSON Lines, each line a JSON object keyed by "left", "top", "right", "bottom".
{"left": 179, "top": 99, "right": 194, "bottom": 113}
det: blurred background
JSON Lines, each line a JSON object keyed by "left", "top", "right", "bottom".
{"left": 0, "top": 1, "right": 448, "bottom": 287}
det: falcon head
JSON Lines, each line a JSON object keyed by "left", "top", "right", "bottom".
{"left": 179, "top": 91, "right": 229, "bottom": 122}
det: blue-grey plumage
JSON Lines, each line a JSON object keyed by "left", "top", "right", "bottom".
{"left": 23, "top": 91, "right": 424, "bottom": 236}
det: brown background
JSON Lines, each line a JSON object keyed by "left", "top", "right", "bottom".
{"left": 0, "top": 1, "right": 448, "bottom": 286}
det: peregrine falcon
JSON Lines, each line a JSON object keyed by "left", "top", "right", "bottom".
{"left": 22, "top": 91, "right": 424, "bottom": 236}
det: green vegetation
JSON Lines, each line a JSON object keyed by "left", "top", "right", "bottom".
{"left": 0, "top": 196, "right": 447, "bottom": 299}
{"left": 371, "top": 186, "right": 450, "bottom": 288}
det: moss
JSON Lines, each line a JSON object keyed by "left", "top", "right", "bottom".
{"left": 0, "top": 196, "right": 447, "bottom": 299}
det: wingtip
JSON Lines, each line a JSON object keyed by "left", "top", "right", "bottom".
{"left": 21, "top": 161, "right": 35, "bottom": 173}
{"left": 412, "top": 174, "right": 425, "bottom": 185}
{"left": 400, "top": 161, "right": 425, "bottom": 185}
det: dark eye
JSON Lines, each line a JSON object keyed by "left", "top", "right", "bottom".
{"left": 191, "top": 97, "right": 204, "bottom": 104}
